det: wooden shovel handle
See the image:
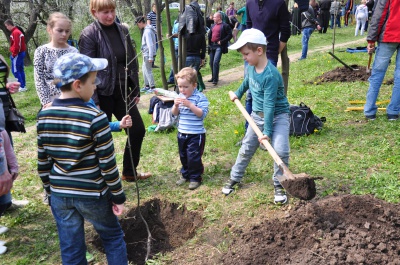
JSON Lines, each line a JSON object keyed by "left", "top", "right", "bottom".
{"left": 229, "top": 91, "right": 295, "bottom": 180}
{"left": 367, "top": 53, "right": 373, "bottom": 69}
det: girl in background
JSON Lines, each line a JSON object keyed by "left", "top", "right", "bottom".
{"left": 34, "top": 12, "right": 78, "bottom": 109}
{"left": 355, "top": 0, "right": 368, "bottom": 36}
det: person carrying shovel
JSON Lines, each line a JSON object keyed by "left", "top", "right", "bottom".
{"left": 221, "top": 28, "right": 291, "bottom": 204}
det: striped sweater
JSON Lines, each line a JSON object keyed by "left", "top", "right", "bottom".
{"left": 176, "top": 89, "right": 209, "bottom": 134}
{"left": 37, "top": 98, "right": 126, "bottom": 204}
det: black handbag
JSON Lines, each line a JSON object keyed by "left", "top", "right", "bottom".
{"left": 6, "top": 91, "right": 26, "bottom": 133}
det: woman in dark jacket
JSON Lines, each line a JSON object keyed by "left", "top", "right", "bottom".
{"left": 79, "top": 0, "right": 150, "bottom": 181}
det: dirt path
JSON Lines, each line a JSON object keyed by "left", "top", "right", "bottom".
{"left": 137, "top": 38, "right": 366, "bottom": 110}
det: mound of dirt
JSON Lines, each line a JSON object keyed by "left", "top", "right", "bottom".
{"left": 221, "top": 195, "right": 400, "bottom": 265}
{"left": 307, "top": 65, "right": 371, "bottom": 84}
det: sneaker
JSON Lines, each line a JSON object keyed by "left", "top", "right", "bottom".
{"left": 18, "top": 87, "right": 27, "bottom": 92}
{"left": 6, "top": 199, "right": 29, "bottom": 211}
{"left": 145, "top": 88, "right": 155, "bottom": 94}
{"left": 188, "top": 181, "right": 201, "bottom": 190}
{"left": 0, "top": 226, "right": 8, "bottom": 235}
{"left": 0, "top": 245, "right": 7, "bottom": 255}
{"left": 43, "top": 191, "right": 49, "bottom": 205}
{"left": 207, "top": 79, "right": 214, "bottom": 82}
{"left": 140, "top": 87, "right": 150, "bottom": 93}
{"left": 222, "top": 180, "right": 240, "bottom": 195}
{"left": 86, "top": 251, "right": 94, "bottom": 262}
{"left": 176, "top": 178, "right": 188, "bottom": 186}
{"left": 387, "top": 114, "right": 399, "bottom": 121}
{"left": 365, "top": 114, "right": 376, "bottom": 121}
{"left": 0, "top": 240, "right": 6, "bottom": 246}
{"left": 274, "top": 185, "right": 288, "bottom": 204}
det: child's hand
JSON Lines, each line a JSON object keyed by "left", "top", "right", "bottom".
{"left": 180, "top": 98, "right": 192, "bottom": 108}
{"left": 112, "top": 203, "right": 125, "bottom": 216}
{"left": 229, "top": 92, "right": 238, "bottom": 102}
{"left": 120, "top": 115, "right": 132, "bottom": 129}
{"left": 258, "top": 135, "right": 270, "bottom": 144}
{"left": 174, "top": 97, "right": 183, "bottom": 107}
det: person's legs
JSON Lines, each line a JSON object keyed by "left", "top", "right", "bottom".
{"left": 364, "top": 43, "right": 396, "bottom": 117}
{"left": 230, "top": 112, "right": 264, "bottom": 183}
{"left": 51, "top": 196, "right": 87, "bottom": 265}
{"left": 360, "top": 17, "right": 367, "bottom": 35}
{"left": 0, "top": 193, "right": 12, "bottom": 217}
{"left": 337, "top": 14, "right": 341, "bottom": 27}
{"left": 300, "top": 28, "right": 313, "bottom": 59}
{"left": 185, "top": 133, "right": 205, "bottom": 182}
{"left": 208, "top": 46, "right": 216, "bottom": 82}
{"left": 355, "top": 18, "right": 360, "bottom": 36}
{"left": 16, "top": 51, "right": 26, "bottom": 88}
{"left": 386, "top": 45, "right": 400, "bottom": 116}
{"left": 330, "top": 14, "right": 334, "bottom": 29}
{"left": 177, "top": 132, "right": 189, "bottom": 180}
{"left": 212, "top": 46, "right": 222, "bottom": 83}
{"left": 142, "top": 57, "right": 155, "bottom": 88}
{"left": 75, "top": 196, "right": 127, "bottom": 265}
{"left": 270, "top": 113, "right": 290, "bottom": 186}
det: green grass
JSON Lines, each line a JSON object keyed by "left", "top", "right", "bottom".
{"left": 3, "top": 24, "right": 396, "bottom": 264}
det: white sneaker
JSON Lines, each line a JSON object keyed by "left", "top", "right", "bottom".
{"left": 0, "top": 245, "right": 7, "bottom": 254}
{"left": 18, "top": 87, "right": 27, "bottom": 92}
{"left": 0, "top": 240, "right": 6, "bottom": 245}
{"left": 0, "top": 226, "right": 8, "bottom": 235}
{"left": 274, "top": 186, "right": 288, "bottom": 204}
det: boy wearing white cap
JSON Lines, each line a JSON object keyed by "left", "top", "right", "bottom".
{"left": 222, "top": 29, "right": 291, "bottom": 204}
{"left": 37, "top": 53, "right": 128, "bottom": 264}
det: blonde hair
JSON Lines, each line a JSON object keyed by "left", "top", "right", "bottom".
{"left": 175, "top": 67, "right": 198, "bottom": 85}
{"left": 90, "top": 0, "right": 116, "bottom": 18}
{"left": 47, "top": 12, "right": 72, "bottom": 30}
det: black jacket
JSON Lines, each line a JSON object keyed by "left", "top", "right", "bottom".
{"left": 179, "top": 1, "right": 206, "bottom": 36}
{"left": 78, "top": 21, "right": 139, "bottom": 104}
{"left": 208, "top": 22, "right": 232, "bottom": 54}
{"left": 302, "top": 6, "right": 320, "bottom": 29}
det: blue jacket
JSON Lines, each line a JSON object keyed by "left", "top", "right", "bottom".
{"left": 246, "top": 0, "right": 291, "bottom": 63}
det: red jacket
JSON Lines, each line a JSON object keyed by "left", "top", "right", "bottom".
{"left": 9, "top": 27, "right": 26, "bottom": 57}
{"left": 367, "top": 0, "right": 400, "bottom": 43}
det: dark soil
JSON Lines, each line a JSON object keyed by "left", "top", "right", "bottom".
{"left": 221, "top": 195, "right": 400, "bottom": 265}
{"left": 307, "top": 65, "right": 372, "bottom": 84}
{"left": 281, "top": 177, "right": 316, "bottom": 200}
{"left": 90, "top": 199, "right": 203, "bottom": 265}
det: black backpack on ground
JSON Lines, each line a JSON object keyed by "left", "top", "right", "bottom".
{"left": 289, "top": 102, "right": 326, "bottom": 136}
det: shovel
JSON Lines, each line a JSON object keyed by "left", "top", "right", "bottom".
{"left": 229, "top": 91, "right": 317, "bottom": 200}
{"left": 366, "top": 53, "right": 372, "bottom": 74}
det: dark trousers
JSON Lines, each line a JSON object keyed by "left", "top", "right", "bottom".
{"left": 319, "top": 10, "right": 330, "bottom": 33}
{"left": 98, "top": 86, "right": 145, "bottom": 176}
{"left": 177, "top": 133, "right": 205, "bottom": 182}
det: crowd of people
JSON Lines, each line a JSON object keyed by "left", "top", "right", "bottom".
{"left": 0, "top": 0, "right": 399, "bottom": 262}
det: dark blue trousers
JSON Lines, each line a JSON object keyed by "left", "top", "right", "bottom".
{"left": 177, "top": 133, "right": 205, "bottom": 182}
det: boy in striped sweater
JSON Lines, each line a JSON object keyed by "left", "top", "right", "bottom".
{"left": 172, "top": 67, "right": 209, "bottom": 190}
{"left": 36, "top": 53, "right": 128, "bottom": 264}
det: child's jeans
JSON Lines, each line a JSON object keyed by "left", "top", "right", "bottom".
{"left": 178, "top": 132, "right": 206, "bottom": 182}
{"left": 230, "top": 112, "right": 290, "bottom": 187}
{"left": 0, "top": 192, "right": 11, "bottom": 217}
{"left": 51, "top": 195, "right": 127, "bottom": 265}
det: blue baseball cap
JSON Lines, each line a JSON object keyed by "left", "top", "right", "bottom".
{"left": 53, "top": 53, "right": 108, "bottom": 88}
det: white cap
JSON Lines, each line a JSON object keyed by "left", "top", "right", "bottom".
{"left": 228, "top": 28, "right": 268, "bottom": 50}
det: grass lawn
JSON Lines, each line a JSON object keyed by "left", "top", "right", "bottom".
{"left": 2, "top": 25, "right": 399, "bottom": 264}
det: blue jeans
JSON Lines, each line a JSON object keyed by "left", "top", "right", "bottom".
{"left": 209, "top": 44, "right": 222, "bottom": 82}
{"left": 231, "top": 112, "right": 290, "bottom": 186}
{"left": 0, "top": 192, "right": 11, "bottom": 217}
{"left": 330, "top": 14, "right": 341, "bottom": 28}
{"left": 185, "top": 55, "right": 203, "bottom": 90}
{"left": 10, "top": 51, "right": 26, "bottom": 88}
{"left": 245, "top": 59, "right": 277, "bottom": 130}
{"left": 364, "top": 43, "right": 400, "bottom": 116}
{"left": 301, "top": 27, "right": 314, "bottom": 59}
{"left": 51, "top": 195, "right": 127, "bottom": 265}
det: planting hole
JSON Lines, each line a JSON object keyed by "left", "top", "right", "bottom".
{"left": 90, "top": 198, "right": 203, "bottom": 264}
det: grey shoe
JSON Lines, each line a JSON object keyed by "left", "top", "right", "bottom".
{"left": 176, "top": 178, "right": 188, "bottom": 186}
{"left": 274, "top": 185, "right": 288, "bottom": 204}
{"left": 188, "top": 181, "right": 201, "bottom": 190}
{"left": 222, "top": 180, "right": 240, "bottom": 195}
